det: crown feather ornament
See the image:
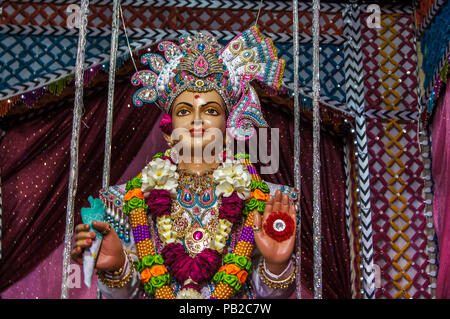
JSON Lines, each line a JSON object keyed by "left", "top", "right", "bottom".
{"left": 131, "top": 26, "right": 285, "bottom": 141}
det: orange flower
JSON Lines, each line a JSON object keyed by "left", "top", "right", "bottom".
{"left": 236, "top": 270, "right": 248, "bottom": 284}
{"left": 221, "top": 264, "right": 241, "bottom": 275}
{"left": 140, "top": 268, "right": 152, "bottom": 283}
{"left": 150, "top": 265, "right": 167, "bottom": 277}
{"left": 251, "top": 189, "right": 268, "bottom": 201}
{"left": 218, "top": 265, "right": 227, "bottom": 273}
{"left": 124, "top": 188, "right": 144, "bottom": 201}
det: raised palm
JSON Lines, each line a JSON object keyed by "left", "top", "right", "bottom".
{"left": 253, "top": 190, "right": 297, "bottom": 273}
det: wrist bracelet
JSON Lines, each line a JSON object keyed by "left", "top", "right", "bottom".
{"left": 258, "top": 259, "right": 296, "bottom": 289}
{"left": 97, "top": 251, "right": 134, "bottom": 288}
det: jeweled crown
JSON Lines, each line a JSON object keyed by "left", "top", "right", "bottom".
{"left": 131, "top": 26, "right": 285, "bottom": 141}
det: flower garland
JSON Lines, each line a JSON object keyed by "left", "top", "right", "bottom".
{"left": 123, "top": 177, "right": 174, "bottom": 298}
{"left": 122, "top": 151, "right": 270, "bottom": 299}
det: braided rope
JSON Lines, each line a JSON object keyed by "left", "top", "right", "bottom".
{"left": 344, "top": 139, "right": 359, "bottom": 298}
{"left": 414, "top": 0, "right": 446, "bottom": 38}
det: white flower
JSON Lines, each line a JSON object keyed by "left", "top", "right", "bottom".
{"left": 141, "top": 158, "right": 178, "bottom": 195}
{"left": 213, "top": 161, "right": 251, "bottom": 200}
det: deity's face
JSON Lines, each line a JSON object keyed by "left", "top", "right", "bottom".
{"left": 169, "top": 90, "right": 227, "bottom": 160}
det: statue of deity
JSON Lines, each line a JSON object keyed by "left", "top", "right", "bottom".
{"left": 71, "top": 26, "right": 300, "bottom": 299}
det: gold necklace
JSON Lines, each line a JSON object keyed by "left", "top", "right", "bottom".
{"left": 176, "top": 167, "right": 216, "bottom": 194}
{"left": 170, "top": 166, "right": 221, "bottom": 257}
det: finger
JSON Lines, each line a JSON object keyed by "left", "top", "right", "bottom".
{"left": 289, "top": 205, "right": 297, "bottom": 230}
{"left": 263, "top": 194, "right": 275, "bottom": 215}
{"left": 289, "top": 204, "right": 297, "bottom": 220}
{"left": 280, "top": 193, "right": 289, "bottom": 213}
{"left": 75, "top": 231, "right": 96, "bottom": 241}
{"left": 272, "top": 190, "right": 282, "bottom": 213}
{"left": 75, "top": 239, "right": 93, "bottom": 249}
{"left": 71, "top": 247, "right": 84, "bottom": 265}
{"left": 92, "top": 220, "right": 110, "bottom": 234}
{"left": 262, "top": 194, "right": 274, "bottom": 226}
{"left": 75, "top": 224, "right": 90, "bottom": 233}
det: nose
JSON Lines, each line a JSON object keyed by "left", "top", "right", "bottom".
{"left": 192, "top": 107, "right": 203, "bottom": 127}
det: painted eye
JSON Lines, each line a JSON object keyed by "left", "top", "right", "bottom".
{"left": 177, "top": 109, "right": 190, "bottom": 116}
{"left": 205, "top": 108, "right": 219, "bottom": 115}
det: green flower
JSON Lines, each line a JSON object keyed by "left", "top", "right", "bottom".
{"left": 127, "top": 197, "right": 147, "bottom": 211}
{"left": 245, "top": 198, "right": 259, "bottom": 210}
{"left": 257, "top": 201, "right": 266, "bottom": 214}
{"left": 223, "top": 253, "right": 236, "bottom": 264}
{"left": 258, "top": 182, "right": 270, "bottom": 193}
{"left": 163, "top": 273, "right": 171, "bottom": 284}
{"left": 222, "top": 274, "right": 241, "bottom": 291}
{"left": 144, "top": 281, "right": 155, "bottom": 295}
{"left": 123, "top": 205, "right": 131, "bottom": 216}
{"left": 213, "top": 271, "right": 226, "bottom": 284}
{"left": 126, "top": 177, "right": 142, "bottom": 192}
{"left": 142, "top": 255, "right": 156, "bottom": 268}
{"left": 153, "top": 255, "right": 165, "bottom": 265}
{"left": 235, "top": 255, "right": 250, "bottom": 270}
{"left": 134, "top": 260, "right": 144, "bottom": 273}
{"left": 245, "top": 260, "right": 253, "bottom": 273}
{"left": 150, "top": 275, "right": 166, "bottom": 289}
{"left": 250, "top": 181, "right": 269, "bottom": 193}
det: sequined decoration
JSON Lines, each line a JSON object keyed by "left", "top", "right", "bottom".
{"left": 101, "top": 187, "right": 130, "bottom": 243}
{"left": 61, "top": 0, "right": 89, "bottom": 300}
{"left": 132, "top": 71, "right": 158, "bottom": 87}
{"left": 311, "top": 0, "right": 322, "bottom": 299}
{"left": 102, "top": 0, "right": 120, "bottom": 202}
{"left": 292, "top": 0, "right": 302, "bottom": 300}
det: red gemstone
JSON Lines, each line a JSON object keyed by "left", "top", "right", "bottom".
{"left": 193, "top": 230, "right": 203, "bottom": 241}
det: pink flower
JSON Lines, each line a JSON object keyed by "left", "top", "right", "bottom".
{"left": 219, "top": 191, "right": 244, "bottom": 224}
{"left": 159, "top": 113, "right": 173, "bottom": 135}
{"left": 161, "top": 244, "right": 222, "bottom": 285}
{"left": 147, "top": 189, "right": 172, "bottom": 221}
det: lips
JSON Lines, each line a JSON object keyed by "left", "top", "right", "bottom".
{"left": 190, "top": 128, "right": 205, "bottom": 135}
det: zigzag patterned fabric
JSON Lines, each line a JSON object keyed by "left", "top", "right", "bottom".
{"left": 343, "top": 4, "right": 375, "bottom": 299}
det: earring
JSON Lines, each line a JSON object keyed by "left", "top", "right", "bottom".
{"left": 168, "top": 141, "right": 180, "bottom": 164}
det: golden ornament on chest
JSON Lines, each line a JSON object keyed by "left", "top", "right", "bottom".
{"left": 171, "top": 198, "right": 220, "bottom": 257}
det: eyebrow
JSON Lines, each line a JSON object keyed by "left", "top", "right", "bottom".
{"left": 200, "top": 101, "right": 224, "bottom": 111}
{"left": 174, "top": 101, "right": 224, "bottom": 110}
{"left": 175, "top": 102, "right": 193, "bottom": 108}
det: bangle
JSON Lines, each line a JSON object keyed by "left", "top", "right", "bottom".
{"left": 97, "top": 252, "right": 134, "bottom": 288}
{"left": 258, "top": 259, "right": 296, "bottom": 289}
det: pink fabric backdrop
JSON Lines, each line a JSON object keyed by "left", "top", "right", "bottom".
{"left": 431, "top": 79, "right": 450, "bottom": 299}
{"left": 1, "top": 113, "right": 166, "bottom": 299}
